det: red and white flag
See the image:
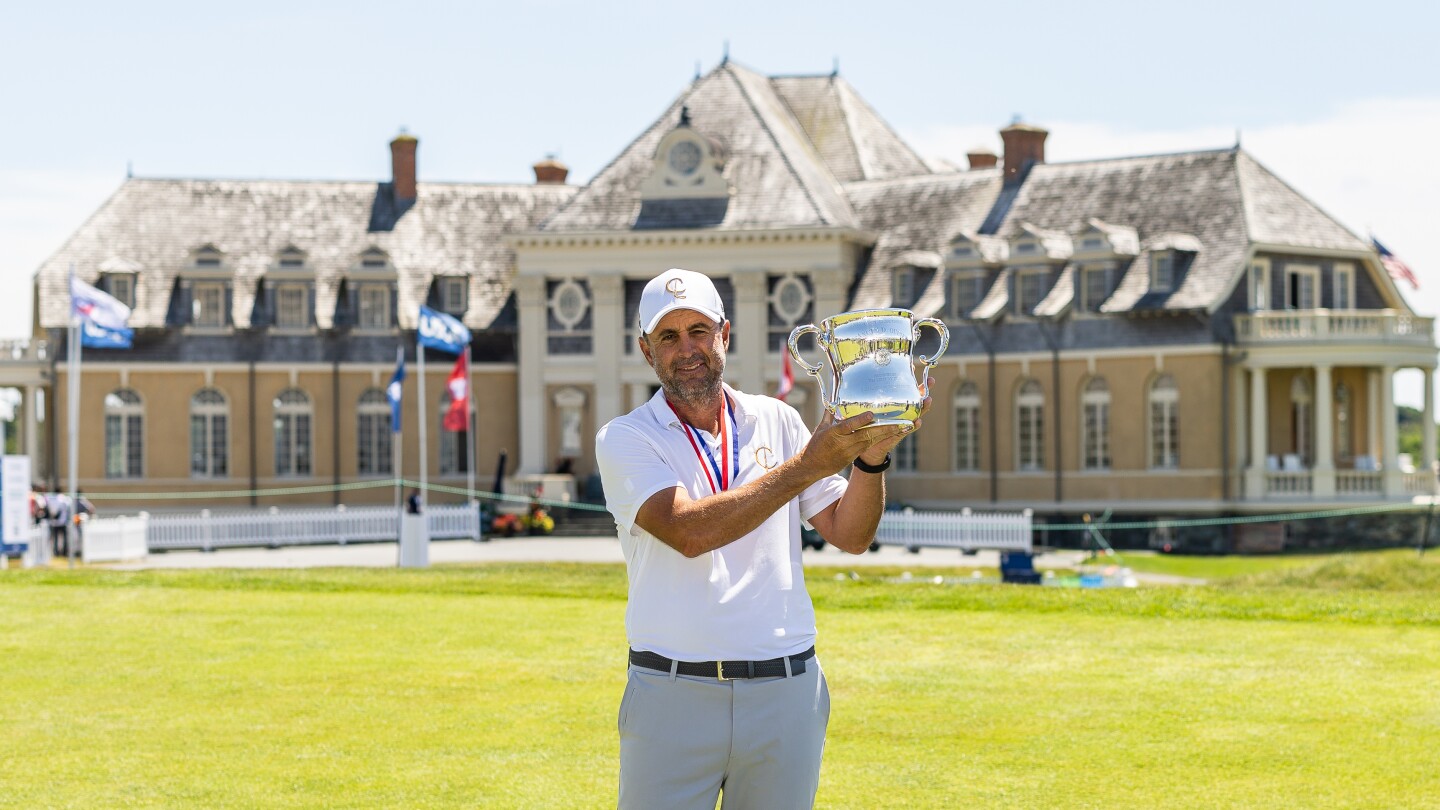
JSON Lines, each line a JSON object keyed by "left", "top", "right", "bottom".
{"left": 443, "top": 355, "right": 469, "bottom": 432}
{"left": 776, "top": 348, "right": 794, "bottom": 402}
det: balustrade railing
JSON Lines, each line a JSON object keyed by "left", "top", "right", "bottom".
{"left": 1235, "top": 310, "right": 1433, "bottom": 345}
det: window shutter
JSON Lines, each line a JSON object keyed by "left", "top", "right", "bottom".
{"left": 389, "top": 283, "right": 399, "bottom": 327}
{"left": 167, "top": 279, "right": 193, "bottom": 327}
{"left": 223, "top": 283, "right": 234, "bottom": 327}
{"left": 306, "top": 283, "right": 316, "bottom": 328}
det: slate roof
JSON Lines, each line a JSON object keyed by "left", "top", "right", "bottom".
{"left": 540, "top": 61, "right": 865, "bottom": 232}
{"left": 843, "top": 146, "right": 1399, "bottom": 317}
{"left": 37, "top": 178, "right": 576, "bottom": 330}
{"left": 770, "top": 74, "right": 931, "bottom": 183}
{"left": 844, "top": 170, "right": 1002, "bottom": 313}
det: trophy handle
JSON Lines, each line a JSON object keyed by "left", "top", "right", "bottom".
{"left": 788, "top": 324, "right": 835, "bottom": 412}
{"left": 913, "top": 318, "right": 949, "bottom": 395}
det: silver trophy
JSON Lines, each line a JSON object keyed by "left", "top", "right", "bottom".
{"left": 788, "top": 309, "right": 949, "bottom": 427}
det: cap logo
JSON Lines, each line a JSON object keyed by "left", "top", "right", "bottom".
{"left": 665, "top": 278, "right": 687, "bottom": 299}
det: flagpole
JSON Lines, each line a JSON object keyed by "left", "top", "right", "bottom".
{"left": 67, "top": 268, "right": 81, "bottom": 569}
{"left": 417, "top": 333, "right": 427, "bottom": 515}
{"left": 465, "top": 348, "right": 476, "bottom": 538}
{"left": 393, "top": 345, "right": 403, "bottom": 529}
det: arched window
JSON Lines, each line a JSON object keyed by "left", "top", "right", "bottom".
{"left": 190, "top": 388, "right": 228, "bottom": 478}
{"left": 357, "top": 389, "right": 392, "bottom": 476}
{"left": 954, "top": 381, "right": 981, "bottom": 471}
{"left": 1016, "top": 379, "right": 1045, "bottom": 471}
{"left": 1335, "top": 383, "right": 1353, "bottom": 464}
{"left": 1290, "top": 376, "right": 1312, "bottom": 466}
{"left": 273, "top": 388, "right": 312, "bottom": 477}
{"left": 1081, "top": 377, "right": 1111, "bottom": 471}
{"left": 439, "top": 391, "right": 469, "bottom": 476}
{"left": 104, "top": 389, "right": 144, "bottom": 478}
{"left": 1150, "top": 375, "right": 1180, "bottom": 469}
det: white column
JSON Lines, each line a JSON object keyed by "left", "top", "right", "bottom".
{"left": 1313, "top": 365, "right": 1334, "bottom": 497}
{"left": 732, "top": 273, "right": 766, "bottom": 395}
{"left": 1367, "top": 369, "right": 1379, "bottom": 464}
{"left": 1245, "top": 366, "right": 1268, "bottom": 499}
{"left": 24, "top": 385, "right": 38, "bottom": 460}
{"left": 1381, "top": 365, "right": 1402, "bottom": 495}
{"left": 1424, "top": 368, "right": 1437, "bottom": 474}
{"left": 1232, "top": 365, "right": 1248, "bottom": 498}
{"left": 590, "top": 274, "right": 624, "bottom": 429}
{"left": 516, "top": 275, "right": 548, "bottom": 475}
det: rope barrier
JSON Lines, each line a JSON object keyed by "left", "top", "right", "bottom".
{"left": 85, "top": 478, "right": 613, "bottom": 512}
{"left": 79, "top": 477, "right": 1433, "bottom": 526}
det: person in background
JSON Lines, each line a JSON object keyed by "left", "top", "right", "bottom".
{"left": 45, "top": 488, "right": 72, "bottom": 557}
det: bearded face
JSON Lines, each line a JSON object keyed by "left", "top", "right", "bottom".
{"left": 640, "top": 313, "right": 729, "bottom": 410}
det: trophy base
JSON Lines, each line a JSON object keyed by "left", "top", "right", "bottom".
{"left": 834, "top": 402, "right": 922, "bottom": 426}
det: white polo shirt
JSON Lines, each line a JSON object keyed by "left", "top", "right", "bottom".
{"left": 595, "top": 384, "right": 847, "bottom": 661}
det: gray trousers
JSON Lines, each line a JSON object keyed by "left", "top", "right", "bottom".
{"left": 618, "top": 658, "right": 830, "bottom": 810}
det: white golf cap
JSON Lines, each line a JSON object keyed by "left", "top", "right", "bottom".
{"left": 637, "top": 268, "right": 726, "bottom": 334}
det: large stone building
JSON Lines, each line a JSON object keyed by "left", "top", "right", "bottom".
{"left": 18, "top": 60, "right": 1437, "bottom": 547}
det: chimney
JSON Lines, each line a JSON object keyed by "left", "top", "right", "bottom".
{"left": 533, "top": 155, "right": 569, "bottom": 185}
{"left": 1000, "top": 122, "right": 1047, "bottom": 185}
{"left": 390, "top": 133, "right": 418, "bottom": 201}
{"left": 966, "top": 148, "right": 998, "bottom": 171}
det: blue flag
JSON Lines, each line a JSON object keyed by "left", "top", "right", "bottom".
{"left": 80, "top": 319, "right": 133, "bottom": 349}
{"left": 387, "top": 349, "right": 405, "bottom": 433}
{"left": 417, "top": 305, "right": 471, "bottom": 354}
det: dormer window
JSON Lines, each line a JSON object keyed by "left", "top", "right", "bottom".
{"left": 1080, "top": 236, "right": 1105, "bottom": 252}
{"left": 103, "top": 273, "right": 137, "bottom": 308}
{"left": 1285, "top": 263, "right": 1320, "bottom": 310}
{"left": 949, "top": 271, "right": 986, "bottom": 318}
{"left": 1015, "top": 270, "right": 1048, "bottom": 315}
{"left": 1080, "top": 265, "right": 1116, "bottom": 313}
{"left": 1014, "top": 241, "right": 1039, "bottom": 256}
{"left": 360, "top": 248, "right": 390, "bottom": 270}
{"left": 191, "top": 282, "right": 227, "bottom": 328}
{"left": 440, "top": 277, "right": 468, "bottom": 315}
{"left": 1151, "top": 252, "right": 1176, "bottom": 292}
{"left": 278, "top": 248, "right": 306, "bottom": 269}
{"left": 893, "top": 268, "right": 915, "bottom": 308}
{"left": 952, "top": 244, "right": 975, "bottom": 259}
{"left": 194, "top": 246, "right": 223, "bottom": 268}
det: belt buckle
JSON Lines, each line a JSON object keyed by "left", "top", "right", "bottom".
{"left": 716, "top": 661, "right": 729, "bottom": 681}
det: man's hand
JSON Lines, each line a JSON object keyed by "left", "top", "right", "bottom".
{"left": 854, "top": 381, "right": 934, "bottom": 467}
{"left": 801, "top": 409, "right": 911, "bottom": 477}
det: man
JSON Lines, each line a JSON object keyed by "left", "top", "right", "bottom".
{"left": 595, "top": 268, "right": 928, "bottom": 809}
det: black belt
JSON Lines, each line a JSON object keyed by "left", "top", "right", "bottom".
{"left": 629, "top": 646, "right": 815, "bottom": 680}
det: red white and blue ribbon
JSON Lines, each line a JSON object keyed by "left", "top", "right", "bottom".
{"left": 669, "top": 394, "right": 740, "bottom": 495}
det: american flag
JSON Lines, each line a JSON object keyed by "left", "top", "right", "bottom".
{"left": 1373, "top": 237, "right": 1419, "bottom": 290}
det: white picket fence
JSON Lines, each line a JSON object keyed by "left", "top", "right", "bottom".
{"left": 82, "top": 514, "right": 150, "bottom": 563}
{"left": 874, "top": 507, "right": 1033, "bottom": 553}
{"left": 145, "top": 503, "right": 482, "bottom": 552}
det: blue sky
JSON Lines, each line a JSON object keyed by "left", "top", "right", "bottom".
{"left": 4, "top": 0, "right": 1437, "bottom": 397}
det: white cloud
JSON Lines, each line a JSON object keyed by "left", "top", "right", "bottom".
{"left": 914, "top": 98, "right": 1440, "bottom": 405}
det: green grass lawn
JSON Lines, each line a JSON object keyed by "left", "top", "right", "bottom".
{"left": 3, "top": 554, "right": 1438, "bottom": 808}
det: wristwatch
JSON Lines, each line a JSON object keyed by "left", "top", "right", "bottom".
{"left": 852, "top": 453, "right": 891, "bottom": 474}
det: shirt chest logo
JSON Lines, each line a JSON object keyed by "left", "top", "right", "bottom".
{"left": 754, "top": 445, "right": 778, "bottom": 470}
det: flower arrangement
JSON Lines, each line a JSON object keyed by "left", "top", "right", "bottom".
{"left": 491, "top": 513, "right": 524, "bottom": 537}
{"left": 522, "top": 506, "right": 555, "bottom": 535}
